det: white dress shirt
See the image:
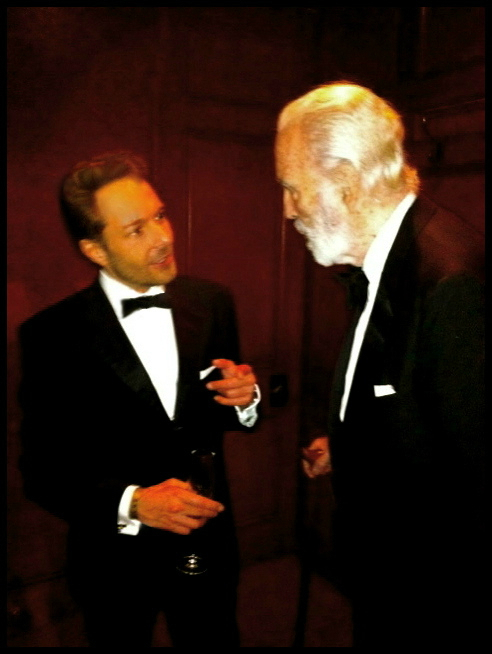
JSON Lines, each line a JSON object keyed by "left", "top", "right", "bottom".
{"left": 339, "top": 193, "right": 416, "bottom": 422}
{"left": 100, "top": 271, "right": 179, "bottom": 419}
{"left": 98, "top": 271, "right": 259, "bottom": 534}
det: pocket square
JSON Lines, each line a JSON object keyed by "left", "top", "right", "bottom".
{"left": 199, "top": 365, "right": 217, "bottom": 380}
{"left": 374, "top": 384, "right": 396, "bottom": 397}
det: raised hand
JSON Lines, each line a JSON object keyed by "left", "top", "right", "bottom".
{"left": 206, "top": 358, "right": 257, "bottom": 407}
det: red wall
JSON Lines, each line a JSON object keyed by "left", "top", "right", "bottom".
{"left": 7, "top": 7, "right": 484, "bottom": 646}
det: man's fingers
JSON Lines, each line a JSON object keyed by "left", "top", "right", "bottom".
{"left": 211, "top": 359, "right": 252, "bottom": 379}
{"left": 235, "top": 363, "right": 253, "bottom": 376}
{"left": 212, "top": 392, "right": 254, "bottom": 407}
{"left": 211, "top": 358, "right": 235, "bottom": 377}
{"left": 207, "top": 377, "right": 254, "bottom": 392}
{"left": 162, "top": 478, "right": 193, "bottom": 490}
{"left": 183, "top": 493, "right": 224, "bottom": 515}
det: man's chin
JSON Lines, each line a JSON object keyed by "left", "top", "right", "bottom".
{"left": 158, "top": 269, "right": 178, "bottom": 286}
{"left": 307, "top": 242, "right": 336, "bottom": 267}
{"left": 153, "top": 262, "right": 178, "bottom": 286}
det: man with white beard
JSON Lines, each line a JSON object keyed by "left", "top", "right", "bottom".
{"left": 275, "top": 82, "right": 485, "bottom": 647}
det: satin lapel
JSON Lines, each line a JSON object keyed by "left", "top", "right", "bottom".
{"left": 80, "top": 282, "right": 169, "bottom": 418}
{"left": 166, "top": 283, "right": 209, "bottom": 423}
{"left": 361, "top": 198, "right": 434, "bottom": 384}
{"left": 379, "top": 196, "right": 436, "bottom": 302}
{"left": 328, "top": 300, "right": 364, "bottom": 432}
{"left": 366, "top": 284, "right": 393, "bottom": 350}
{"left": 334, "top": 199, "right": 436, "bottom": 423}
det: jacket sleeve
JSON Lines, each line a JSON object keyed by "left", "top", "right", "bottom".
{"left": 17, "top": 314, "right": 147, "bottom": 530}
{"left": 417, "top": 273, "right": 485, "bottom": 534}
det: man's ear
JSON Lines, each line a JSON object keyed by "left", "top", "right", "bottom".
{"left": 336, "top": 161, "right": 361, "bottom": 210}
{"left": 79, "top": 238, "right": 108, "bottom": 268}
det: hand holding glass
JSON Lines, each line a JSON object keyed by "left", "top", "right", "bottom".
{"left": 176, "top": 449, "right": 216, "bottom": 575}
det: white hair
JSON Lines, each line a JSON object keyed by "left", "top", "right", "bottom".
{"left": 277, "top": 82, "right": 419, "bottom": 195}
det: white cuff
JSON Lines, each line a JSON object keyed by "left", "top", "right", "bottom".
{"left": 117, "top": 484, "right": 142, "bottom": 536}
{"left": 235, "top": 383, "right": 260, "bottom": 428}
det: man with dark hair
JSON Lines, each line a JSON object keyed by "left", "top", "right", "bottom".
{"left": 19, "top": 151, "right": 260, "bottom": 647}
{"left": 276, "top": 83, "right": 485, "bottom": 646}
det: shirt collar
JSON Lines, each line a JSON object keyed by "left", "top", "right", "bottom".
{"left": 99, "top": 270, "right": 166, "bottom": 320}
{"left": 363, "top": 193, "right": 416, "bottom": 293}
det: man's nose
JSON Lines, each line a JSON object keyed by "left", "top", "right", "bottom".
{"left": 283, "top": 190, "right": 298, "bottom": 221}
{"left": 150, "top": 218, "right": 173, "bottom": 244}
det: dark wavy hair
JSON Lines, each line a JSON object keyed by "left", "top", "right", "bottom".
{"left": 60, "top": 150, "right": 149, "bottom": 242}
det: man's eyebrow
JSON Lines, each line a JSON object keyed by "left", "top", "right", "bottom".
{"left": 123, "top": 206, "right": 166, "bottom": 228}
{"left": 123, "top": 217, "right": 145, "bottom": 228}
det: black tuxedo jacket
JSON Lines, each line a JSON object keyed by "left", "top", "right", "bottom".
{"left": 18, "top": 275, "right": 246, "bottom": 583}
{"left": 327, "top": 196, "right": 485, "bottom": 640}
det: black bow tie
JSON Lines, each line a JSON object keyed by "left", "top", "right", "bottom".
{"left": 336, "top": 266, "right": 369, "bottom": 310}
{"left": 121, "top": 292, "right": 171, "bottom": 317}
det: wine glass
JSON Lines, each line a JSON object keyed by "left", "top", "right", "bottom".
{"left": 176, "top": 449, "right": 216, "bottom": 575}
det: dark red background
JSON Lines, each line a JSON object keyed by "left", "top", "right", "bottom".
{"left": 7, "top": 7, "right": 484, "bottom": 646}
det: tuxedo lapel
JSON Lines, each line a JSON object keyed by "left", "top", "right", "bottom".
{"left": 167, "top": 289, "right": 207, "bottom": 382}
{"left": 328, "top": 299, "right": 363, "bottom": 431}
{"left": 335, "top": 202, "right": 426, "bottom": 423}
{"left": 80, "top": 282, "right": 168, "bottom": 417}
{"left": 329, "top": 274, "right": 395, "bottom": 429}
{"left": 164, "top": 281, "right": 211, "bottom": 424}
{"left": 379, "top": 196, "right": 436, "bottom": 301}
{"left": 364, "top": 197, "right": 431, "bottom": 383}
{"left": 363, "top": 283, "right": 393, "bottom": 378}
{"left": 363, "top": 199, "right": 433, "bottom": 362}
{"left": 80, "top": 279, "right": 213, "bottom": 425}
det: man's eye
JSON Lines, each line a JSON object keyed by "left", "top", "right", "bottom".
{"left": 155, "top": 211, "right": 167, "bottom": 221}
{"left": 129, "top": 227, "right": 143, "bottom": 236}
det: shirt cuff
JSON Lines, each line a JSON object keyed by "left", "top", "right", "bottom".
{"left": 235, "top": 383, "right": 260, "bottom": 428}
{"left": 117, "top": 484, "right": 142, "bottom": 536}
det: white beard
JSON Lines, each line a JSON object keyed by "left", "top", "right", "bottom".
{"left": 294, "top": 213, "right": 354, "bottom": 267}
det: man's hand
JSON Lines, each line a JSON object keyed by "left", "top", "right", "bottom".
{"left": 302, "top": 436, "right": 332, "bottom": 479}
{"left": 132, "top": 479, "right": 224, "bottom": 534}
{"left": 206, "top": 358, "right": 257, "bottom": 408}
